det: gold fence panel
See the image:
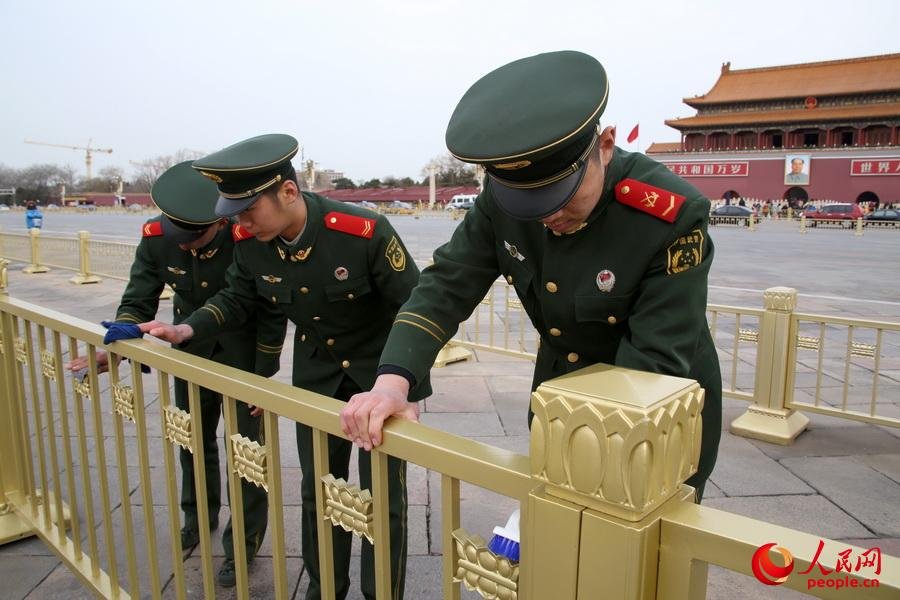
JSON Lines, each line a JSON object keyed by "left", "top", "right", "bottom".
{"left": 86, "top": 240, "right": 138, "bottom": 281}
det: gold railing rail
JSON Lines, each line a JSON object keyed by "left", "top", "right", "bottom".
{"left": 1, "top": 263, "right": 898, "bottom": 598}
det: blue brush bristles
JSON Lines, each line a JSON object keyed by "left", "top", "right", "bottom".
{"left": 487, "top": 509, "right": 520, "bottom": 563}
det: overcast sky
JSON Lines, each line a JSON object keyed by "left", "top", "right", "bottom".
{"left": 1, "top": 0, "right": 898, "bottom": 183}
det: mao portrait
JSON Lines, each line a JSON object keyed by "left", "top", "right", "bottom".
{"left": 785, "top": 155, "right": 810, "bottom": 185}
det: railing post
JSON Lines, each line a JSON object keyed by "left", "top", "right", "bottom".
{"left": 748, "top": 213, "right": 755, "bottom": 231}
{"left": 799, "top": 213, "right": 807, "bottom": 234}
{"left": 521, "top": 364, "right": 704, "bottom": 599}
{"left": 69, "top": 231, "right": 102, "bottom": 285}
{"left": 0, "top": 258, "right": 38, "bottom": 545}
{"left": 730, "top": 287, "right": 809, "bottom": 445}
{"left": 22, "top": 228, "right": 49, "bottom": 274}
{"left": 854, "top": 216, "right": 864, "bottom": 236}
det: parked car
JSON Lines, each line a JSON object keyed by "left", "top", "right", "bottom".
{"left": 711, "top": 205, "right": 753, "bottom": 217}
{"left": 864, "top": 208, "right": 900, "bottom": 223}
{"left": 710, "top": 205, "right": 754, "bottom": 226}
{"left": 812, "top": 203, "right": 864, "bottom": 220}
{"left": 358, "top": 200, "right": 379, "bottom": 210}
{"left": 0, "top": 205, "right": 10, "bottom": 212}
{"left": 806, "top": 203, "right": 864, "bottom": 228}
{"left": 446, "top": 194, "right": 477, "bottom": 210}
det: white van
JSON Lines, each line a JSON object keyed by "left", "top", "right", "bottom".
{"left": 446, "top": 194, "right": 478, "bottom": 210}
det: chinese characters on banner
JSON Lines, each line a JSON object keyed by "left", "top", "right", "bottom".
{"left": 850, "top": 159, "right": 900, "bottom": 175}
{"left": 665, "top": 162, "right": 749, "bottom": 177}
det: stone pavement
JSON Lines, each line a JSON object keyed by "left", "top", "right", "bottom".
{"left": 0, "top": 216, "right": 898, "bottom": 599}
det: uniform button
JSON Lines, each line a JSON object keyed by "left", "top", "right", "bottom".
{"left": 549, "top": 327, "right": 561, "bottom": 337}
{"left": 300, "top": 333, "right": 307, "bottom": 341}
{"left": 607, "top": 316, "right": 617, "bottom": 325}
{"left": 506, "top": 275, "right": 513, "bottom": 284}
{"left": 271, "top": 296, "right": 277, "bottom": 303}
{"left": 567, "top": 352, "right": 579, "bottom": 363}
{"left": 201, "top": 281, "right": 208, "bottom": 288}
{"left": 176, "top": 308, "right": 182, "bottom": 315}
{"left": 171, "top": 283, "right": 177, "bottom": 289}
{"left": 545, "top": 282, "right": 558, "bottom": 293}
{"left": 347, "top": 293, "right": 354, "bottom": 300}
{"left": 327, "top": 338, "right": 335, "bottom": 346}
{"left": 300, "top": 286, "right": 309, "bottom": 294}
{"left": 330, "top": 217, "right": 338, "bottom": 224}
{"left": 341, "top": 360, "right": 350, "bottom": 368}
{"left": 621, "top": 185, "right": 630, "bottom": 194}
{"left": 313, "top": 316, "right": 321, "bottom": 321}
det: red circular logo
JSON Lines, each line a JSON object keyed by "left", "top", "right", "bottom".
{"left": 752, "top": 543, "right": 795, "bottom": 585}
{"left": 805, "top": 96, "right": 818, "bottom": 109}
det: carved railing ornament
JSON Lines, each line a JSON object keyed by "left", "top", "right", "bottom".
{"left": 452, "top": 529, "right": 519, "bottom": 600}
{"left": 230, "top": 434, "right": 267, "bottom": 490}
{"left": 163, "top": 405, "right": 192, "bottom": 451}
{"left": 14, "top": 337, "right": 27, "bottom": 365}
{"left": 112, "top": 384, "right": 135, "bottom": 422}
{"left": 40, "top": 349, "right": 57, "bottom": 380}
{"left": 321, "top": 474, "right": 375, "bottom": 543}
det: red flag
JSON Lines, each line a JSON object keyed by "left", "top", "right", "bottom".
{"left": 627, "top": 123, "right": 639, "bottom": 143}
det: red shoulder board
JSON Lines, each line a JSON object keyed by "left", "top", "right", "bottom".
{"left": 615, "top": 179, "right": 685, "bottom": 223}
{"left": 142, "top": 221, "right": 163, "bottom": 237}
{"left": 232, "top": 224, "right": 254, "bottom": 242}
{"left": 324, "top": 211, "right": 375, "bottom": 239}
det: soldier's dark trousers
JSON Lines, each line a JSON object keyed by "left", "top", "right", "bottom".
{"left": 174, "top": 378, "right": 268, "bottom": 560}
{"left": 296, "top": 377, "right": 408, "bottom": 600}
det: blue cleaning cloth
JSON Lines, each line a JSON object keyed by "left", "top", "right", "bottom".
{"left": 101, "top": 321, "right": 150, "bottom": 373}
{"left": 101, "top": 320, "right": 143, "bottom": 344}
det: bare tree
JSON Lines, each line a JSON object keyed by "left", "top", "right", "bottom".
{"left": 421, "top": 154, "right": 479, "bottom": 186}
{"left": 129, "top": 149, "right": 203, "bottom": 193}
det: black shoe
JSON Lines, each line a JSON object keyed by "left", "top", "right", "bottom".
{"left": 180, "top": 514, "right": 220, "bottom": 548}
{"left": 217, "top": 559, "right": 236, "bottom": 587}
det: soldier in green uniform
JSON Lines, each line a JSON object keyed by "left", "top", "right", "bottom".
{"left": 341, "top": 50, "right": 723, "bottom": 500}
{"left": 139, "top": 134, "right": 429, "bottom": 600}
{"left": 66, "top": 161, "right": 285, "bottom": 586}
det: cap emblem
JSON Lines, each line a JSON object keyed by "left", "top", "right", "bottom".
{"left": 596, "top": 270, "right": 615, "bottom": 293}
{"left": 334, "top": 267, "right": 349, "bottom": 281}
{"left": 198, "top": 171, "right": 223, "bottom": 183}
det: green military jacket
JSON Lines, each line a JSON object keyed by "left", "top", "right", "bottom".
{"left": 381, "top": 147, "right": 721, "bottom": 397}
{"left": 115, "top": 217, "right": 285, "bottom": 377}
{"left": 184, "top": 193, "right": 431, "bottom": 400}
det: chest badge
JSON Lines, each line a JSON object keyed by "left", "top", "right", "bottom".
{"left": 167, "top": 266, "right": 186, "bottom": 276}
{"left": 261, "top": 275, "right": 283, "bottom": 284}
{"left": 596, "top": 269, "right": 616, "bottom": 293}
{"left": 334, "top": 266, "right": 349, "bottom": 281}
{"left": 504, "top": 240, "right": 525, "bottom": 262}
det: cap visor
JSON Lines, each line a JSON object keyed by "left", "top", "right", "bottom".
{"left": 160, "top": 215, "right": 211, "bottom": 244}
{"left": 215, "top": 193, "right": 262, "bottom": 218}
{"left": 489, "top": 167, "right": 587, "bottom": 221}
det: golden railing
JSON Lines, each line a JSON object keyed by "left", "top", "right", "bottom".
{"left": 3, "top": 227, "right": 898, "bottom": 443}
{"left": 2, "top": 261, "right": 898, "bottom": 598}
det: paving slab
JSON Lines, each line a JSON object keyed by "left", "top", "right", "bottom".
{"left": 749, "top": 425, "right": 900, "bottom": 459}
{"left": 781, "top": 456, "right": 900, "bottom": 537}
{"left": 708, "top": 434, "right": 815, "bottom": 496}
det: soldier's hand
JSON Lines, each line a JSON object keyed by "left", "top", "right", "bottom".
{"left": 341, "top": 374, "right": 417, "bottom": 451}
{"left": 65, "top": 351, "right": 110, "bottom": 374}
{"left": 248, "top": 404, "right": 264, "bottom": 417}
{"left": 138, "top": 320, "right": 194, "bottom": 344}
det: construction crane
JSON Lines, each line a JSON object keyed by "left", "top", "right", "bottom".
{"left": 24, "top": 138, "right": 114, "bottom": 180}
